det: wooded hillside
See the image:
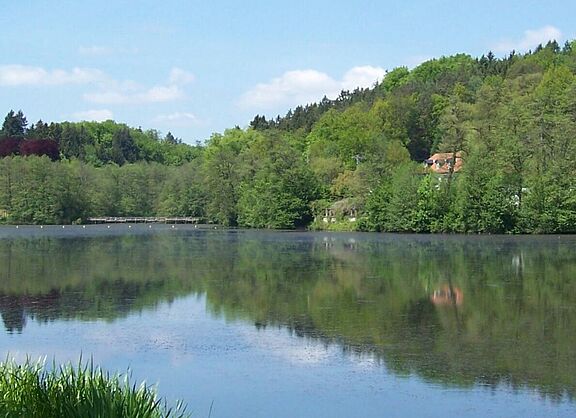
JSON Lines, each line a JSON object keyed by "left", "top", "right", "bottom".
{"left": 1, "top": 40, "right": 575, "bottom": 232}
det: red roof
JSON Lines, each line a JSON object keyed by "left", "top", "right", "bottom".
{"left": 425, "top": 151, "right": 463, "bottom": 174}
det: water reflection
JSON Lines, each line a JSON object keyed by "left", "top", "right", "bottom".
{"left": 0, "top": 296, "right": 26, "bottom": 333}
{"left": 430, "top": 285, "right": 463, "bottom": 306}
{"left": 0, "top": 227, "right": 575, "bottom": 401}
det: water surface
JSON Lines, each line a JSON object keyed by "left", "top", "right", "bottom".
{"left": 0, "top": 225, "right": 575, "bottom": 417}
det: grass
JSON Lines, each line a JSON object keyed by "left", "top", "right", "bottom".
{"left": 0, "top": 357, "right": 189, "bottom": 418}
{"left": 309, "top": 219, "right": 359, "bottom": 232}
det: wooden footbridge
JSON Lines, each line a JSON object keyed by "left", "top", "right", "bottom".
{"left": 87, "top": 216, "right": 201, "bottom": 224}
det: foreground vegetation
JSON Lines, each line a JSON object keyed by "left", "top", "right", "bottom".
{"left": 1, "top": 40, "right": 575, "bottom": 232}
{"left": 0, "top": 358, "right": 187, "bottom": 418}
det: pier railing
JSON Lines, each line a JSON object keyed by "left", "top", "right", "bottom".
{"left": 87, "top": 217, "right": 201, "bottom": 224}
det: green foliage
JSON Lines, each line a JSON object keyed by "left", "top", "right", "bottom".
{"left": 238, "top": 175, "right": 305, "bottom": 228}
{"left": 60, "top": 123, "right": 89, "bottom": 159}
{"left": 157, "top": 162, "right": 206, "bottom": 217}
{"left": 8, "top": 156, "right": 61, "bottom": 224}
{"left": 409, "top": 54, "right": 480, "bottom": 92}
{"left": 379, "top": 66, "right": 410, "bottom": 92}
{"left": 385, "top": 163, "right": 422, "bottom": 231}
{"left": 360, "top": 180, "right": 391, "bottom": 231}
{"left": 2, "top": 40, "right": 576, "bottom": 232}
{"left": 202, "top": 129, "right": 250, "bottom": 225}
{"left": 456, "top": 148, "right": 517, "bottom": 233}
{"left": 412, "top": 174, "right": 437, "bottom": 232}
{"left": 1, "top": 110, "right": 27, "bottom": 137}
{"left": 237, "top": 131, "right": 320, "bottom": 228}
{"left": 521, "top": 167, "right": 576, "bottom": 233}
{"left": 307, "top": 105, "right": 379, "bottom": 170}
{"left": 0, "top": 158, "right": 195, "bottom": 224}
{"left": 0, "top": 358, "right": 188, "bottom": 418}
{"left": 1, "top": 116, "right": 201, "bottom": 167}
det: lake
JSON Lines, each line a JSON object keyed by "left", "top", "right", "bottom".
{"left": 0, "top": 225, "right": 575, "bottom": 417}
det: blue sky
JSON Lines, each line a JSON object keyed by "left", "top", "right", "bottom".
{"left": 1, "top": 0, "right": 574, "bottom": 143}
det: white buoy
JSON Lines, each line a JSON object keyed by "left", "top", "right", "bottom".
{"left": 62, "top": 225, "right": 65, "bottom": 228}
{"left": 149, "top": 225, "right": 152, "bottom": 228}
{"left": 15, "top": 225, "right": 18, "bottom": 229}
{"left": 40, "top": 225, "right": 43, "bottom": 229}
{"left": 128, "top": 225, "right": 132, "bottom": 228}
{"left": 107, "top": 225, "right": 110, "bottom": 229}
{"left": 171, "top": 225, "right": 175, "bottom": 229}
{"left": 82, "top": 225, "right": 86, "bottom": 229}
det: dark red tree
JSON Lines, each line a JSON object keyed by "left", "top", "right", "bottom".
{"left": 0, "top": 137, "right": 22, "bottom": 157}
{"left": 19, "top": 139, "right": 60, "bottom": 161}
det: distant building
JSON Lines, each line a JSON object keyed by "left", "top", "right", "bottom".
{"left": 319, "top": 198, "right": 359, "bottom": 223}
{"left": 425, "top": 151, "right": 463, "bottom": 174}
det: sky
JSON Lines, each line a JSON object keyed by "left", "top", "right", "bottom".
{"left": 1, "top": 1, "right": 575, "bottom": 144}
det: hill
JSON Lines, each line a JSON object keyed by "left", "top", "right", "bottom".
{"left": 1, "top": 39, "right": 575, "bottom": 232}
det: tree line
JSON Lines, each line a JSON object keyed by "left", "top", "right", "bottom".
{"left": 1, "top": 39, "right": 575, "bottom": 232}
{"left": 0, "top": 111, "right": 201, "bottom": 166}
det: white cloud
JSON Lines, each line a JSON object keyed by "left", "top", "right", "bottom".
{"left": 84, "top": 68, "right": 192, "bottom": 105}
{"left": 1, "top": 64, "right": 193, "bottom": 106}
{"left": 0, "top": 65, "right": 105, "bottom": 86}
{"left": 239, "top": 69, "right": 334, "bottom": 109}
{"left": 72, "top": 109, "right": 114, "bottom": 122}
{"left": 493, "top": 26, "right": 562, "bottom": 53}
{"left": 241, "top": 327, "right": 338, "bottom": 366}
{"left": 404, "top": 55, "right": 433, "bottom": 69}
{"left": 168, "top": 68, "right": 195, "bottom": 85}
{"left": 239, "top": 65, "right": 386, "bottom": 110}
{"left": 341, "top": 66, "right": 387, "bottom": 91}
{"left": 153, "top": 112, "right": 201, "bottom": 126}
{"left": 141, "top": 85, "right": 184, "bottom": 102}
{"left": 84, "top": 84, "right": 184, "bottom": 104}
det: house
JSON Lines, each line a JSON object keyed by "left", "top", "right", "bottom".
{"left": 425, "top": 151, "right": 463, "bottom": 174}
{"left": 319, "top": 198, "right": 359, "bottom": 223}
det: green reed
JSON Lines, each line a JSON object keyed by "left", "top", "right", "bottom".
{"left": 0, "top": 357, "right": 188, "bottom": 418}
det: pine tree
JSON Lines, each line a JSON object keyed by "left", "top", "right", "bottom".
{"left": 1, "top": 110, "right": 28, "bottom": 137}
{"left": 164, "top": 131, "right": 178, "bottom": 144}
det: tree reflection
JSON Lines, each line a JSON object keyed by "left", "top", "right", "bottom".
{"left": 0, "top": 230, "right": 574, "bottom": 399}
{"left": 0, "top": 297, "right": 25, "bottom": 333}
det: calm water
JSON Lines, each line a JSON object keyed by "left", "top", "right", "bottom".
{"left": 0, "top": 225, "right": 575, "bottom": 417}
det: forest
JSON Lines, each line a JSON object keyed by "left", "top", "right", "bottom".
{"left": 0, "top": 40, "right": 575, "bottom": 233}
